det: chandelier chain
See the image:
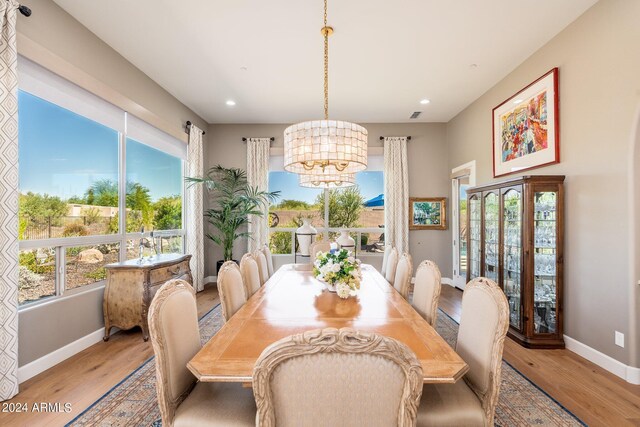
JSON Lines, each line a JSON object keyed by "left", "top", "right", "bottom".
{"left": 323, "top": 0, "right": 329, "bottom": 120}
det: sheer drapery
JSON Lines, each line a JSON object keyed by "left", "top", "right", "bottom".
{"left": 0, "top": 0, "right": 20, "bottom": 401}
{"left": 186, "top": 125, "right": 205, "bottom": 291}
{"left": 384, "top": 137, "right": 409, "bottom": 253}
{"left": 246, "top": 138, "right": 270, "bottom": 252}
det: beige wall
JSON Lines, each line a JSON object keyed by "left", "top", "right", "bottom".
{"left": 446, "top": 0, "right": 640, "bottom": 365}
{"left": 205, "top": 123, "right": 451, "bottom": 278}
{"left": 16, "top": 0, "right": 208, "bottom": 367}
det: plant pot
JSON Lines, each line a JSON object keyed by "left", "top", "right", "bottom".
{"left": 216, "top": 259, "right": 238, "bottom": 274}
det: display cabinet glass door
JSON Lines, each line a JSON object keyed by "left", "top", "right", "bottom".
{"left": 503, "top": 188, "right": 523, "bottom": 330}
{"left": 533, "top": 191, "right": 558, "bottom": 334}
{"left": 468, "top": 195, "right": 481, "bottom": 280}
{"left": 483, "top": 192, "right": 499, "bottom": 281}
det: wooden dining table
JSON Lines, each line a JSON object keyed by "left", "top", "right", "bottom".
{"left": 188, "top": 263, "right": 468, "bottom": 384}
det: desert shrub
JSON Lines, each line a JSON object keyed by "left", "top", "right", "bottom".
{"left": 85, "top": 267, "right": 106, "bottom": 281}
{"left": 81, "top": 207, "right": 101, "bottom": 225}
{"left": 63, "top": 223, "right": 89, "bottom": 237}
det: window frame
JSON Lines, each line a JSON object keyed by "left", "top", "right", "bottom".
{"left": 17, "top": 84, "right": 186, "bottom": 309}
{"left": 268, "top": 153, "right": 385, "bottom": 258}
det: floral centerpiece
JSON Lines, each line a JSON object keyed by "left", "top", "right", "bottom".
{"left": 313, "top": 248, "right": 362, "bottom": 299}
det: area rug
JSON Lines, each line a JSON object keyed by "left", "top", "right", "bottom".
{"left": 67, "top": 305, "right": 584, "bottom": 427}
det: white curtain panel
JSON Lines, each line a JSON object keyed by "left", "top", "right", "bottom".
{"left": 384, "top": 137, "right": 409, "bottom": 254}
{"left": 246, "top": 138, "right": 270, "bottom": 252}
{"left": 0, "top": 0, "right": 20, "bottom": 401}
{"left": 186, "top": 125, "right": 205, "bottom": 291}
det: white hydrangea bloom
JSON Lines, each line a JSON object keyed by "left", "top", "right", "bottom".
{"left": 332, "top": 263, "right": 341, "bottom": 273}
{"left": 336, "top": 282, "right": 351, "bottom": 299}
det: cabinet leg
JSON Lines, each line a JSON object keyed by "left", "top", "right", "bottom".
{"left": 103, "top": 325, "right": 112, "bottom": 342}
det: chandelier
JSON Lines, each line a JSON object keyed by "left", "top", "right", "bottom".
{"left": 283, "top": 0, "right": 367, "bottom": 184}
{"left": 299, "top": 171, "right": 355, "bottom": 188}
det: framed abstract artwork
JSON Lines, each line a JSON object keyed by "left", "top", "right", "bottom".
{"left": 409, "top": 197, "right": 447, "bottom": 230}
{"left": 492, "top": 68, "right": 559, "bottom": 177}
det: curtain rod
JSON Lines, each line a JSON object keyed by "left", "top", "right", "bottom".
{"left": 18, "top": 5, "right": 31, "bottom": 17}
{"left": 185, "top": 121, "right": 205, "bottom": 135}
{"left": 242, "top": 137, "right": 275, "bottom": 142}
{"left": 379, "top": 136, "right": 412, "bottom": 141}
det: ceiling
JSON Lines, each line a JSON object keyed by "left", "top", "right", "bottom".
{"left": 53, "top": 0, "right": 597, "bottom": 124}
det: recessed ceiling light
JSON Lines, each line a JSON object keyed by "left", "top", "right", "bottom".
{"left": 420, "top": 99, "right": 430, "bottom": 105}
{"left": 226, "top": 100, "right": 236, "bottom": 106}
{"left": 513, "top": 99, "right": 523, "bottom": 104}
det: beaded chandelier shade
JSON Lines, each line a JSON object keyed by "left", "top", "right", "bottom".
{"left": 284, "top": 0, "right": 367, "bottom": 184}
{"left": 298, "top": 171, "right": 356, "bottom": 188}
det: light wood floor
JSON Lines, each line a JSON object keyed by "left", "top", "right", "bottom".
{"left": 440, "top": 285, "right": 640, "bottom": 427}
{"left": 1, "top": 284, "right": 639, "bottom": 426}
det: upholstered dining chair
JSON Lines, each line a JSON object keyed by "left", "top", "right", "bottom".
{"left": 254, "top": 249, "right": 270, "bottom": 285}
{"left": 262, "top": 244, "right": 275, "bottom": 278}
{"left": 217, "top": 261, "right": 248, "bottom": 322}
{"left": 253, "top": 328, "right": 423, "bottom": 427}
{"left": 417, "top": 277, "right": 509, "bottom": 427}
{"left": 148, "top": 279, "right": 256, "bottom": 427}
{"left": 393, "top": 253, "right": 413, "bottom": 299}
{"left": 384, "top": 247, "right": 399, "bottom": 285}
{"left": 309, "top": 241, "right": 332, "bottom": 261}
{"left": 239, "top": 253, "right": 261, "bottom": 298}
{"left": 411, "top": 260, "right": 442, "bottom": 326}
{"left": 380, "top": 245, "right": 394, "bottom": 277}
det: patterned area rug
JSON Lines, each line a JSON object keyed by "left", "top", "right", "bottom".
{"left": 67, "top": 305, "right": 584, "bottom": 426}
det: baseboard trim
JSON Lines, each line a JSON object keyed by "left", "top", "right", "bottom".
{"left": 204, "top": 275, "right": 217, "bottom": 284}
{"left": 18, "top": 328, "right": 104, "bottom": 384}
{"left": 564, "top": 335, "right": 640, "bottom": 385}
{"left": 441, "top": 277, "right": 454, "bottom": 286}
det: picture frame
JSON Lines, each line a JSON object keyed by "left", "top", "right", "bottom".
{"left": 409, "top": 197, "right": 447, "bottom": 230}
{"left": 492, "top": 67, "right": 559, "bottom": 178}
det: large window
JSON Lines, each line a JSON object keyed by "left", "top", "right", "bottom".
{"left": 268, "top": 158, "right": 384, "bottom": 256}
{"left": 17, "top": 57, "right": 186, "bottom": 306}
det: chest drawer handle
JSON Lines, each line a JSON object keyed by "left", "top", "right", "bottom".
{"left": 168, "top": 266, "right": 181, "bottom": 275}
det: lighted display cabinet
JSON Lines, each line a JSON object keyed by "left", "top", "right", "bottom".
{"left": 467, "top": 175, "right": 565, "bottom": 348}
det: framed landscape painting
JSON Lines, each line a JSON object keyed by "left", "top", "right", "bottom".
{"left": 409, "top": 197, "right": 447, "bottom": 230}
{"left": 493, "top": 68, "right": 559, "bottom": 177}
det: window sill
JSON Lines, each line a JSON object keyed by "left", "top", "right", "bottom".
{"left": 18, "top": 280, "right": 106, "bottom": 313}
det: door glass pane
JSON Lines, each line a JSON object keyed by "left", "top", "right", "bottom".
{"left": 503, "top": 189, "right": 522, "bottom": 329}
{"left": 458, "top": 178, "right": 470, "bottom": 276}
{"left": 65, "top": 243, "right": 120, "bottom": 291}
{"left": 483, "top": 193, "right": 499, "bottom": 281}
{"left": 19, "top": 247, "right": 56, "bottom": 305}
{"left": 534, "top": 192, "right": 557, "bottom": 334}
{"left": 468, "top": 196, "right": 481, "bottom": 279}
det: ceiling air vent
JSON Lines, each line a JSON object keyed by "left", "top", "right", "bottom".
{"left": 410, "top": 111, "right": 422, "bottom": 119}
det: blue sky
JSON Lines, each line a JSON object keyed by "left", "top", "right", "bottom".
{"left": 18, "top": 90, "right": 182, "bottom": 201}
{"left": 269, "top": 171, "right": 384, "bottom": 204}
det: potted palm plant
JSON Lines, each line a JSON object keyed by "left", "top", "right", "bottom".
{"left": 187, "top": 165, "right": 279, "bottom": 273}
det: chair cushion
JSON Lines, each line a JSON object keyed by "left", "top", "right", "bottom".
{"left": 417, "top": 380, "right": 486, "bottom": 427}
{"left": 174, "top": 381, "right": 256, "bottom": 427}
